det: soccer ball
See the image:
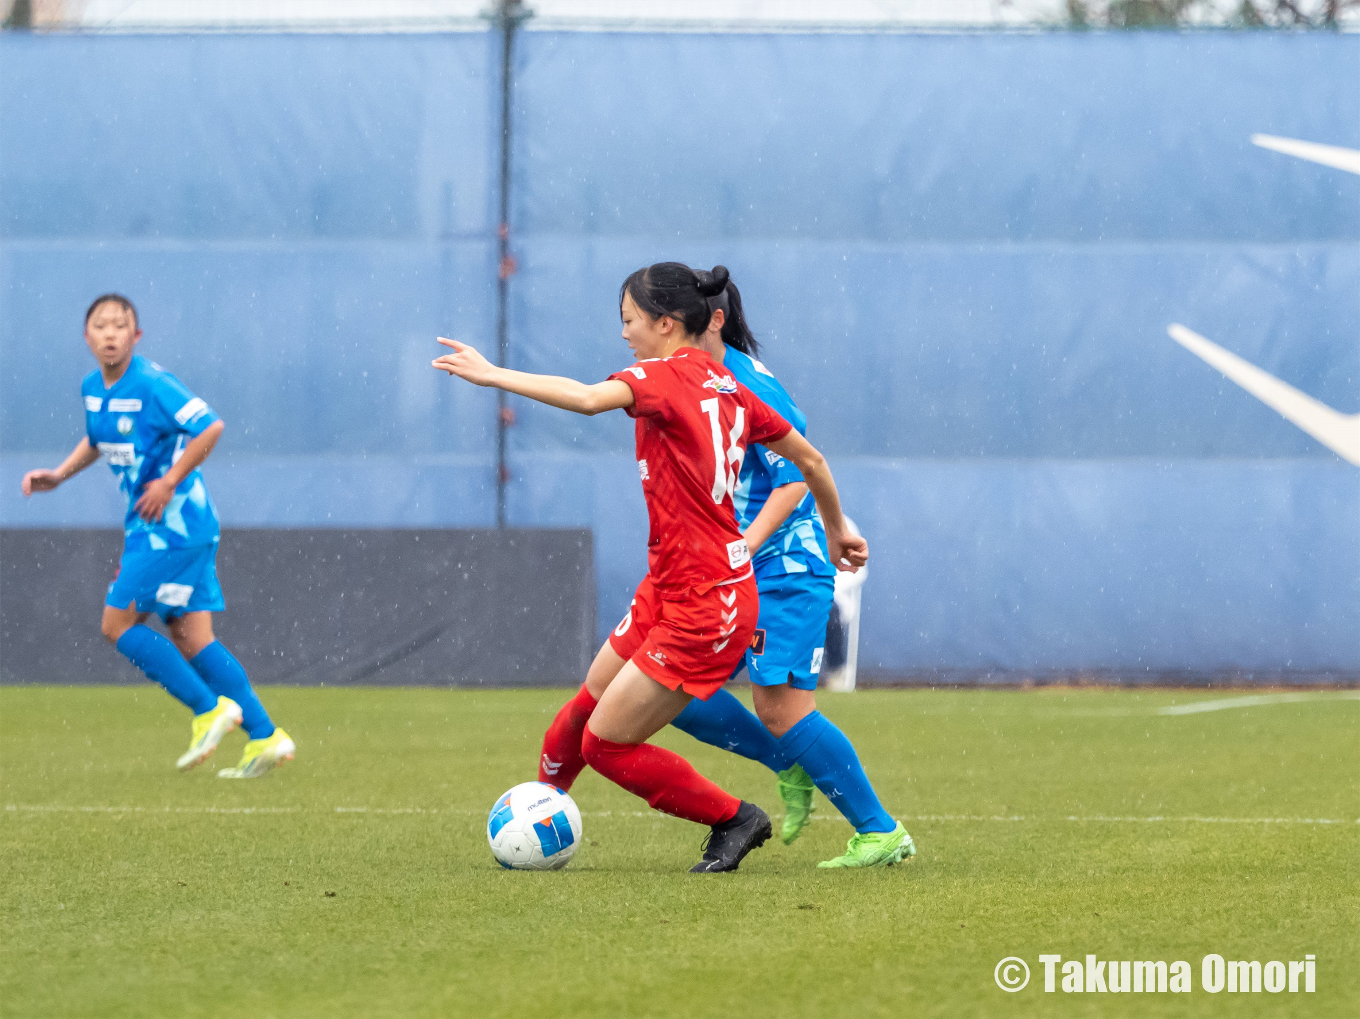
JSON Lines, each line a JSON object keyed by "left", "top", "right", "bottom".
{"left": 486, "top": 781, "right": 583, "bottom": 871}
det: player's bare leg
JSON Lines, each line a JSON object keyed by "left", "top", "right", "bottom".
{"left": 99, "top": 601, "right": 146, "bottom": 646}
{"left": 585, "top": 661, "right": 691, "bottom": 744}
{"left": 165, "top": 611, "right": 216, "bottom": 659}
{"left": 585, "top": 641, "right": 627, "bottom": 700}
{"left": 750, "top": 682, "right": 816, "bottom": 738}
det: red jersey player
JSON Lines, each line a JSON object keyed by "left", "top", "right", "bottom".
{"left": 433, "top": 262, "right": 868, "bottom": 873}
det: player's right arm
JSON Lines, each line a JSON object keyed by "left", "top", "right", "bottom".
{"left": 743, "top": 481, "right": 808, "bottom": 553}
{"left": 21, "top": 438, "right": 100, "bottom": 496}
{"left": 432, "top": 337, "right": 634, "bottom": 416}
{"left": 762, "top": 428, "right": 867, "bottom": 574}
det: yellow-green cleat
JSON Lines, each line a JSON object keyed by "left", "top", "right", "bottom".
{"left": 176, "top": 696, "right": 243, "bottom": 772}
{"left": 217, "top": 728, "right": 296, "bottom": 779}
{"left": 776, "top": 764, "right": 816, "bottom": 844}
{"left": 817, "top": 820, "right": 916, "bottom": 869}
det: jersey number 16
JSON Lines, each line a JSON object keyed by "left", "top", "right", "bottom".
{"left": 700, "top": 398, "right": 746, "bottom": 505}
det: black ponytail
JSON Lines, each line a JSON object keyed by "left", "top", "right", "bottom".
{"left": 712, "top": 280, "right": 759, "bottom": 358}
{"left": 620, "top": 262, "right": 729, "bottom": 337}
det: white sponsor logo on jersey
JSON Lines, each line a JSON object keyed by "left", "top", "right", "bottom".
{"left": 108, "top": 398, "right": 142, "bottom": 412}
{"left": 751, "top": 358, "right": 776, "bottom": 378}
{"left": 626, "top": 366, "right": 647, "bottom": 380}
{"left": 726, "top": 538, "right": 750, "bottom": 570}
{"left": 155, "top": 583, "right": 194, "bottom": 608}
{"left": 764, "top": 449, "right": 784, "bottom": 466}
{"left": 637, "top": 459, "right": 649, "bottom": 480}
{"left": 174, "top": 397, "right": 208, "bottom": 425}
{"left": 84, "top": 396, "right": 103, "bottom": 412}
{"left": 702, "top": 370, "right": 738, "bottom": 394}
{"left": 811, "top": 648, "right": 825, "bottom": 674}
{"left": 97, "top": 442, "right": 136, "bottom": 467}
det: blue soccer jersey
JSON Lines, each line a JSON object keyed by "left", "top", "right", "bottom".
{"left": 82, "top": 355, "right": 221, "bottom": 552}
{"left": 722, "top": 348, "right": 834, "bottom": 580}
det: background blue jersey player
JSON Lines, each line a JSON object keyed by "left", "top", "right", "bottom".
{"left": 670, "top": 279, "right": 916, "bottom": 868}
{"left": 21, "top": 294, "right": 294, "bottom": 778}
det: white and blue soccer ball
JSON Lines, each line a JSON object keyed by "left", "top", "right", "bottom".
{"left": 486, "top": 781, "right": 583, "bottom": 871}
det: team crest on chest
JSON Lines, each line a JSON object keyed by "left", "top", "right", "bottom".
{"left": 116, "top": 415, "right": 134, "bottom": 436}
{"left": 702, "top": 370, "right": 738, "bottom": 395}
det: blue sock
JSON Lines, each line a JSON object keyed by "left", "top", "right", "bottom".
{"left": 190, "top": 641, "right": 275, "bottom": 739}
{"left": 778, "top": 711, "right": 896, "bottom": 834}
{"left": 672, "top": 688, "right": 788, "bottom": 773}
{"left": 116, "top": 625, "right": 217, "bottom": 715}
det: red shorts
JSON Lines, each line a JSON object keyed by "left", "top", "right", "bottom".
{"left": 608, "top": 573, "right": 759, "bottom": 700}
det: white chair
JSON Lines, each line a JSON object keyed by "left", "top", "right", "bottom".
{"left": 820, "top": 516, "right": 865, "bottom": 692}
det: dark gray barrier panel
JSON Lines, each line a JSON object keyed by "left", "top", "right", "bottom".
{"left": 0, "top": 529, "right": 595, "bottom": 687}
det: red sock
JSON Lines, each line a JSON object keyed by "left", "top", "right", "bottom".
{"left": 537, "top": 683, "right": 598, "bottom": 789}
{"left": 581, "top": 724, "right": 740, "bottom": 826}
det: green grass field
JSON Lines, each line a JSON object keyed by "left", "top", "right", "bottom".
{"left": 2, "top": 686, "right": 1357, "bottom": 1019}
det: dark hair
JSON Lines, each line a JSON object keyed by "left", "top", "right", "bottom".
{"left": 85, "top": 293, "right": 138, "bottom": 329}
{"left": 710, "top": 280, "right": 759, "bottom": 358}
{"left": 620, "top": 262, "right": 729, "bottom": 337}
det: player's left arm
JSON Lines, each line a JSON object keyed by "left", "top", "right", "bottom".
{"left": 432, "top": 338, "right": 633, "bottom": 416}
{"left": 763, "top": 429, "right": 867, "bottom": 572}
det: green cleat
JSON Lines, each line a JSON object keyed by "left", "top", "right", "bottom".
{"left": 776, "top": 764, "right": 815, "bottom": 844}
{"left": 217, "top": 728, "right": 296, "bottom": 779}
{"left": 817, "top": 821, "right": 916, "bottom": 869}
{"left": 176, "top": 696, "right": 242, "bottom": 772}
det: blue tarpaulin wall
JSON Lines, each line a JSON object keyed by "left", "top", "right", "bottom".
{"left": 3, "top": 30, "right": 1357, "bottom": 679}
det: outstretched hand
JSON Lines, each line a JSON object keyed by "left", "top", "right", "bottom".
{"left": 432, "top": 337, "right": 500, "bottom": 387}
{"left": 828, "top": 531, "right": 869, "bottom": 573}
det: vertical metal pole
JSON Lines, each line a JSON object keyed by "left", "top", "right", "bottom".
{"left": 494, "top": 1, "right": 523, "bottom": 529}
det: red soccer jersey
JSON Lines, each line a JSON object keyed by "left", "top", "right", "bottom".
{"left": 609, "top": 346, "right": 793, "bottom": 598}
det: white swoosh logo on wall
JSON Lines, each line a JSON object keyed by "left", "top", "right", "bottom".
{"left": 1250, "top": 134, "right": 1360, "bottom": 176}
{"left": 1168, "top": 324, "right": 1360, "bottom": 466}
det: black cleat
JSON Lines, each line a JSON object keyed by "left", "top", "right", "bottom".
{"left": 689, "top": 801, "right": 772, "bottom": 873}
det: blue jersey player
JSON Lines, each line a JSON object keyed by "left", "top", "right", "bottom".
{"left": 21, "top": 295, "right": 294, "bottom": 778}
{"left": 669, "top": 279, "right": 915, "bottom": 868}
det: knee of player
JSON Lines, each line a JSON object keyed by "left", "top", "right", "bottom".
{"left": 169, "top": 626, "right": 212, "bottom": 658}
{"left": 753, "top": 686, "right": 812, "bottom": 737}
{"left": 757, "top": 712, "right": 794, "bottom": 739}
{"left": 100, "top": 617, "right": 130, "bottom": 644}
{"left": 580, "top": 727, "right": 619, "bottom": 769}
{"left": 169, "top": 634, "right": 199, "bottom": 658}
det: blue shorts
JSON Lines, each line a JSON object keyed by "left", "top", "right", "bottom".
{"left": 106, "top": 543, "right": 225, "bottom": 622}
{"left": 743, "top": 572, "right": 835, "bottom": 691}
